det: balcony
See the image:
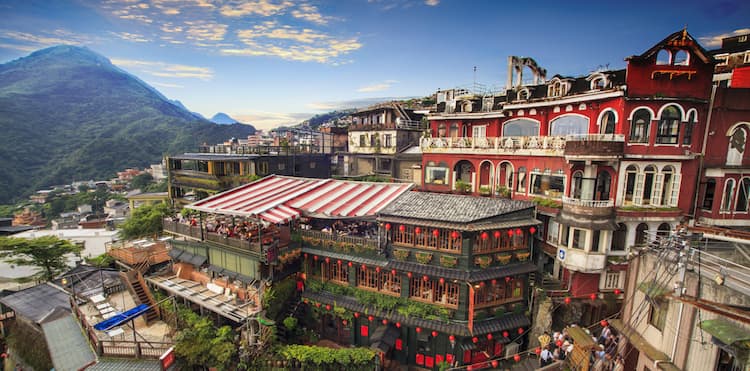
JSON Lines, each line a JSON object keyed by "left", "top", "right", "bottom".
{"left": 560, "top": 248, "right": 607, "bottom": 273}
{"left": 162, "top": 219, "right": 262, "bottom": 255}
{"left": 563, "top": 134, "right": 624, "bottom": 160}
{"left": 421, "top": 136, "right": 566, "bottom": 156}
{"left": 558, "top": 197, "right": 616, "bottom": 230}
{"left": 298, "top": 229, "right": 381, "bottom": 259}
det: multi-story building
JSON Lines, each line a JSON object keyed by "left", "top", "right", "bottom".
{"left": 711, "top": 32, "right": 750, "bottom": 88}
{"left": 341, "top": 103, "right": 425, "bottom": 183}
{"left": 420, "top": 29, "right": 715, "bottom": 323}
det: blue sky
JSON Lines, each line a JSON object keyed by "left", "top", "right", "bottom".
{"left": 0, "top": 0, "right": 748, "bottom": 130}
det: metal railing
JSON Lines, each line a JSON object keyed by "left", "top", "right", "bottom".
{"left": 298, "top": 229, "right": 379, "bottom": 250}
{"left": 421, "top": 134, "right": 625, "bottom": 153}
{"left": 562, "top": 196, "right": 615, "bottom": 208}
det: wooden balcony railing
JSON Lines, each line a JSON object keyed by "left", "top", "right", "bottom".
{"left": 299, "top": 229, "right": 379, "bottom": 251}
{"left": 163, "top": 219, "right": 262, "bottom": 253}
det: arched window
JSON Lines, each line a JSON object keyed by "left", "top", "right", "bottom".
{"left": 722, "top": 179, "right": 736, "bottom": 211}
{"left": 612, "top": 223, "right": 627, "bottom": 251}
{"left": 572, "top": 171, "right": 584, "bottom": 199}
{"left": 683, "top": 111, "right": 696, "bottom": 145}
{"left": 548, "top": 81, "right": 564, "bottom": 97}
{"left": 657, "top": 223, "right": 671, "bottom": 239}
{"left": 642, "top": 165, "right": 657, "bottom": 206}
{"left": 497, "top": 162, "right": 514, "bottom": 191}
{"left": 727, "top": 126, "right": 747, "bottom": 166}
{"left": 673, "top": 50, "right": 689, "bottom": 66}
{"left": 517, "top": 89, "right": 529, "bottom": 101}
{"left": 624, "top": 165, "right": 638, "bottom": 204}
{"left": 635, "top": 223, "right": 649, "bottom": 246}
{"left": 503, "top": 119, "right": 540, "bottom": 137}
{"left": 462, "top": 124, "right": 469, "bottom": 138}
{"left": 660, "top": 166, "right": 681, "bottom": 207}
{"left": 630, "top": 109, "right": 651, "bottom": 143}
{"left": 450, "top": 123, "right": 459, "bottom": 139}
{"left": 437, "top": 123, "right": 446, "bottom": 137}
{"left": 550, "top": 115, "right": 589, "bottom": 136}
{"left": 736, "top": 178, "right": 750, "bottom": 212}
{"left": 591, "top": 78, "right": 606, "bottom": 90}
{"left": 600, "top": 111, "right": 616, "bottom": 135}
{"left": 657, "top": 106, "right": 681, "bottom": 144}
{"left": 656, "top": 49, "right": 671, "bottom": 65}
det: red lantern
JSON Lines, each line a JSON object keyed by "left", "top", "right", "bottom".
{"left": 385, "top": 223, "right": 391, "bottom": 231}
{"left": 515, "top": 228, "right": 522, "bottom": 235}
{"left": 313, "top": 255, "right": 318, "bottom": 261}
{"left": 556, "top": 340, "right": 563, "bottom": 347}
{"left": 348, "top": 261, "right": 353, "bottom": 267}
{"left": 481, "top": 231, "right": 489, "bottom": 240}
{"left": 415, "top": 227, "right": 422, "bottom": 234}
{"left": 342, "top": 319, "right": 348, "bottom": 326}
{"left": 391, "top": 269, "right": 397, "bottom": 276}
{"left": 487, "top": 333, "right": 493, "bottom": 340}
{"left": 449, "top": 335, "right": 456, "bottom": 342}
{"left": 467, "top": 366, "right": 473, "bottom": 371}
{"left": 507, "top": 230, "right": 514, "bottom": 237}
{"left": 416, "top": 327, "right": 422, "bottom": 333}
{"left": 423, "top": 275, "right": 429, "bottom": 282}
{"left": 480, "top": 281, "right": 485, "bottom": 287}
{"left": 600, "top": 320, "right": 609, "bottom": 328}
{"left": 451, "top": 231, "right": 459, "bottom": 239}
{"left": 518, "top": 327, "right": 524, "bottom": 335}
{"left": 529, "top": 226, "right": 537, "bottom": 234}
{"left": 564, "top": 297, "right": 571, "bottom": 305}
{"left": 491, "top": 360, "right": 499, "bottom": 368}
{"left": 315, "top": 302, "right": 321, "bottom": 308}
{"left": 368, "top": 315, "right": 374, "bottom": 322}
{"left": 325, "top": 304, "right": 331, "bottom": 311}
{"left": 491, "top": 279, "right": 497, "bottom": 285}
{"left": 337, "top": 259, "right": 342, "bottom": 265}
{"left": 354, "top": 312, "right": 360, "bottom": 318}
{"left": 614, "top": 289, "right": 622, "bottom": 295}
{"left": 382, "top": 319, "right": 388, "bottom": 325}
{"left": 439, "top": 277, "right": 445, "bottom": 284}
{"left": 494, "top": 230, "right": 501, "bottom": 238}
{"left": 505, "top": 276, "right": 511, "bottom": 283}
{"left": 513, "top": 354, "right": 521, "bottom": 362}
{"left": 361, "top": 264, "right": 367, "bottom": 271}
{"left": 432, "top": 229, "right": 439, "bottom": 237}
{"left": 502, "top": 331, "right": 509, "bottom": 338}
{"left": 375, "top": 267, "right": 381, "bottom": 273}
{"left": 396, "top": 322, "right": 401, "bottom": 328}
{"left": 590, "top": 293, "right": 597, "bottom": 300}
{"left": 432, "top": 331, "right": 438, "bottom": 337}
{"left": 325, "top": 257, "right": 330, "bottom": 263}
{"left": 535, "top": 347, "right": 542, "bottom": 355}
{"left": 304, "top": 253, "right": 308, "bottom": 258}
{"left": 398, "top": 225, "right": 405, "bottom": 232}
{"left": 407, "top": 272, "right": 412, "bottom": 278}
{"left": 472, "top": 337, "right": 478, "bottom": 343}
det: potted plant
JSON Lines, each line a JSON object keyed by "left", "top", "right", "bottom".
{"left": 474, "top": 255, "right": 492, "bottom": 268}
{"left": 479, "top": 185, "right": 491, "bottom": 196}
{"left": 393, "top": 249, "right": 409, "bottom": 261}
{"left": 496, "top": 186, "right": 511, "bottom": 198}
{"left": 455, "top": 180, "right": 471, "bottom": 194}
{"left": 439, "top": 255, "right": 458, "bottom": 268}
{"left": 415, "top": 252, "right": 433, "bottom": 264}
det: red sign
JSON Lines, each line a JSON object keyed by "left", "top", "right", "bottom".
{"left": 160, "top": 346, "right": 175, "bottom": 370}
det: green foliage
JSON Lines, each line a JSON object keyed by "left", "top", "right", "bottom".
{"left": 0, "top": 45, "right": 255, "bottom": 204}
{"left": 263, "top": 277, "right": 297, "bottom": 322}
{"left": 174, "top": 307, "right": 237, "bottom": 370}
{"left": 0, "top": 204, "right": 19, "bottom": 218}
{"left": 41, "top": 187, "right": 113, "bottom": 219}
{"left": 144, "top": 179, "right": 168, "bottom": 193}
{"left": 531, "top": 197, "right": 563, "bottom": 209}
{"left": 118, "top": 202, "right": 170, "bottom": 239}
{"left": 415, "top": 252, "right": 433, "bottom": 264}
{"left": 439, "top": 255, "right": 458, "bottom": 268}
{"left": 479, "top": 185, "right": 491, "bottom": 195}
{"left": 283, "top": 316, "right": 298, "bottom": 331}
{"left": 0, "top": 235, "right": 83, "bottom": 281}
{"left": 279, "top": 345, "right": 375, "bottom": 367}
{"left": 129, "top": 173, "right": 154, "bottom": 190}
{"left": 455, "top": 180, "right": 471, "bottom": 193}
{"left": 85, "top": 253, "right": 114, "bottom": 268}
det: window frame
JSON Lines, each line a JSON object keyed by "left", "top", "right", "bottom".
{"left": 629, "top": 109, "right": 652, "bottom": 144}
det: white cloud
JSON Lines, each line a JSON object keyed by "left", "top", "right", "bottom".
{"left": 185, "top": 21, "right": 227, "bottom": 41}
{"left": 219, "top": 0, "right": 292, "bottom": 17}
{"left": 357, "top": 80, "right": 399, "bottom": 92}
{"left": 111, "top": 58, "right": 214, "bottom": 80}
{"left": 699, "top": 28, "right": 750, "bottom": 48}
{"left": 291, "top": 4, "right": 330, "bottom": 25}
{"left": 424, "top": 0, "right": 439, "bottom": 5}
{"left": 0, "top": 29, "right": 93, "bottom": 51}
{"left": 232, "top": 110, "right": 312, "bottom": 130}
{"left": 110, "top": 31, "right": 150, "bottom": 42}
{"left": 150, "top": 81, "right": 184, "bottom": 88}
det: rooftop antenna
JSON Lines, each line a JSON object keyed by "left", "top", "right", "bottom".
{"left": 473, "top": 66, "right": 477, "bottom": 93}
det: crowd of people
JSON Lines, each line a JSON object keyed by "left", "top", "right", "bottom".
{"left": 304, "top": 219, "right": 378, "bottom": 238}
{"left": 537, "top": 322, "right": 624, "bottom": 371}
{"left": 176, "top": 214, "right": 280, "bottom": 243}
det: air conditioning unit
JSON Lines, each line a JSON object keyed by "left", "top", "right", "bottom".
{"left": 504, "top": 342, "right": 520, "bottom": 358}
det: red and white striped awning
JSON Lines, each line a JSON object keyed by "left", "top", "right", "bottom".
{"left": 187, "top": 175, "right": 414, "bottom": 223}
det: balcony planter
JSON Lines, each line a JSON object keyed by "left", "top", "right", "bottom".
{"left": 515, "top": 252, "right": 530, "bottom": 262}
{"left": 393, "top": 249, "right": 409, "bottom": 261}
{"left": 455, "top": 180, "right": 471, "bottom": 194}
{"left": 496, "top": 186, "right": 511, "bottom": 199}
{"left": 415, "top": 252, "right": 433, "bottom": 264}
{"left": 474, "top": 255, "right": 493, "bottom": 268}
{"left": 479, "top": 186, "right": 491, "bottom": 197}
{"left": 495, "top": 254, "right": 512, "bottom": 265}
{"left": 439, "top": 255, "right": 458, "bottom": 268}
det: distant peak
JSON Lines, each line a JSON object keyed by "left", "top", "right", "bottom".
{"left": 210, "top": 112, "right": 243, "bottom": 125}
{"left": 17, "top": 44, "right": 113, "bottom": 68}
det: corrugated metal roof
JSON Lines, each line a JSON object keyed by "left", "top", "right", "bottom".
{"left": 0, "top": 283, "right": 70, "bottom": 323}
{"left": 41, "top": 312, "right": 97, "bottom": 371}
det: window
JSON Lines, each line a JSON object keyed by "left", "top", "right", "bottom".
{"left": 635, "top": 223, "right": 649, "bottom": 245}
{"left": 571, "top": 229, "right": 587, "bottom": 250}
{"left": 425, "top": 163, "right": 449, "bottom": 185}
{"left": 656, "top": 49, "right": 671, "bottom": 65}
{"left": 516, "top": 167, "right": 527, "bottom": 193}
{"left": 438, "top": 123, "right": 446, "bottom": 137}
{"left": 737, "top": 178, "right": 750, "bottom": 212}
{"left": 370, "top": 134, "right": 377, "bottom": 147}
{"left": 702, "top": 179, "right": 716, "bottom": 209}
{"left": 683, "top": 111, "right": 696, "bottom": 145}
{"left": 673, "top": 50, "right": 689, "bottom": 66}
{"left": 474, "top": 278, "right": 524, "bottom": 307}
{"left": 745, "top": 51, "right": 750, "bottom": 64}
{"left": 591, "top": 78, "right": 606, "bottom": 90}
{"left": 392, "top": 224, "right": 462, "bottom": 252}
{"left": 624, "top": 165, "right": 638, "bottom": 204}
{"left": 657, "top": 106, "right": 681, "bottom": 144}
{"left": 409, "top": 277, "right": 458, "bottom": 307}
{"left": 450, "top": 123, "right": 459, "bottom": 138}
{"left": 591, "top": 230, "right": 601, "bottom": 252}
{"left": 384, "top": 134, "right": 392, "bottom": 147}
{"left": 258, "top": 161, "right": 269, "bottom": 175}
{"left": 530, "top": 171, "right": 565, "bottom": 198}
{"left": 642, "top": 165, "right": 657, "bottom": 206}
{"left": 548, "top": 80, "right": 565, "bottom": 97}
{"left": 503, "top": 119, "right": 540, "bottom": 137}
{"left": 649, "top": 298, "right": 668, "bottom": 331}
{"left": 741, "top": 35, "right": 749, "bottom": 43}
{"left": 600, "top": 111, "right": 616, "bottom": 135}
{"left": 357, "top": 267, "right": 401, "bottom": 295}
{"left": 277, "top": 163, "right": 286, "bottom": 171}
{"left": 657, "top": 223, "right": 671, "bottom": 239}
{"left": 716, "top": 54, "right": 729, "bottom": 66}
{"left": 722, "top": 179, "right": 736, "bottom": 211}
{"left": 630, "top": 109, "right": 651, "bottom": 143}
{"left": 660, "top": 166, "right": 681, "bottom": 207}
{"left": 359, "top": 135, "right": 366, "bottom": 147}
{"left": 323, "top": 261, "right": 349, "bottom": 284}
{"left": 517, "top": 89, "right": 529, "bottom": 101}
{"left": 596, "top": 171, "right": 612, "bottom": 201}
{"left": 547, "top": 220, "right": 560, "bottom": 244}
{"left": 603, "top": 271, "right": 621, "bottom": 290}
{"left": 550, "top": 115, "right": 589, "bottom": 136}
{"left": 727, "top": 126, "right": 747, "bottom": 166}
{"left": 572, "top": 171, "right": 584, "bottom": 199}
{"left": 612, "top": 223, "right": 627, "bottom": 251}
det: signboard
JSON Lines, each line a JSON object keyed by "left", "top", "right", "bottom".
{"left": 558, "top": 248, "right": 566, "bottom": 261}
{"left": 160, "top": 346, "right": 175, "bottom": 371}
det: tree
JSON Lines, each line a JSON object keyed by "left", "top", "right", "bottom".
{"left": 174, "top": 308, "right": 237, "bottom": 370}
{"left": 130, "top": 173, "right": 154, "bottom": 190}
{"left": 118, "top": 202, "right": 170, "bottom": 240}
{"left": 0, "top": 236, "right": 83, "bottom": 281}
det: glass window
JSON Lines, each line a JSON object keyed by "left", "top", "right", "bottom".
{"left": 425, "top": 166, "right": 449, "bottom": 185}
{"left": 635, "top": 223, "right": 649, "bottom": 246}
{"left": 630, "top": 109, "right": 651, "bottom": 143}
{"left": 612, "top": 224, "right": 627, "bottom": 251}
{"left": 673, "top": 50, "right": 689, "bottom": 66}
{"left": 516, "top": 167, "right": 527, "bottom": 193}
{"left": 624, "top": 165, "right": 638, "bottom": 204}
{"left": 601, "top": 111, "right": 616, "bottom": 135}
{"left": 683, "top": 111, "right": 695, "bottom": 145}
{"left": 571, "top": 229, "right": 587, "bottom": 250}
{"left": 572, "top": 171, "right": 583, "bottom": 199}
{"left": 438, "top": 123, "right": 446, "bottom": 137}
{"left": 359, "top": 135, "right": 366, "bottom": 147}
{"left": 702, "top": 179, "right": 716, "bottom": 209}
{"left": 649, "top": 299, "right": 668, "bottom": 331}
{"left": 550, "top": 115, "right": 589, "bottom": 136}
{"left": 643, "top": 165, "right": 657, "bottom": 205}
{"left": 737, "top": 178, "right": 750, "bottom": 212}
{"left": 656, "top": 49, "right": 671, "bottom": 65}
{"left": 657, "top": 106, "right": 680, "bottom": 144}
{"left": 530, "top": 172, "right": 565, "bottom": 198}
{"left": 450, "top": 123, "right": 459, "bottom": 138}
{"left": 722, "top": 179, "right": 736, "bottom": 211}
{"left": 503, "top": 119, "right": 540, "bottom": 137}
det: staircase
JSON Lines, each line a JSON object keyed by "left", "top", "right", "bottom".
{"left": 120, "top": 270, "right": 160, "bottom": 325}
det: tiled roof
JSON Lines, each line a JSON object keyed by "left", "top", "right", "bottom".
{"left": 385, "top": 261, "right": 537, "bottom": 282}
{"left": 379, "top": 192, "right": 534, "bottom": 224}
{"left": 377, "top": 216, "right": 540, "bottom": 231}
{"left": 302, "top": 247, "right": 388, "bottom": 267}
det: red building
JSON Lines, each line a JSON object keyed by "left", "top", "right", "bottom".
{"left": 420, "top": 30, "right": 717, "bottom": 322}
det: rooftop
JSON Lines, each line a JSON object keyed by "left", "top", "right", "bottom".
{"left": 378, "top": 191, "right": 534, "bottom": 224}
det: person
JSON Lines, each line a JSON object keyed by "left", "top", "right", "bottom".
{"left": 540, "top": 345, "right": 553, "bottom": 367}
{"left": 538, "top": 331, "right": 551, "bottom": 349}
{"left": 599, "top": 322, "right": 612, "bottom": 344}
{"left": 612, "top": 355, "right": 625, "bottom": 371}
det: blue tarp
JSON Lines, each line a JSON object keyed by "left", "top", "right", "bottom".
{"left": 93, "top": 304, "right": 150, "bottom": 331}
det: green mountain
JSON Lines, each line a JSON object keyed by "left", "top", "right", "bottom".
{"left": 0, "top": 45, "right": 256, "bottom": 204}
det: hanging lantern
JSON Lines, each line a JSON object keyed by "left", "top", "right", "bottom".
{"left": 556, "top": 340, "right": 563, "bottom": 347}
{"left": 361, "top": 264, "right": 367, "bottom": 271}
{"left": 375, "top": 267, "right": 381, "bottom": 273}
{"left": 535, "top": 347, "right": 542, "bottom": 355}
{"left": 564, "top": 297, "right": 571, "bottom": 305}
{"left": 529, "top": 226, "right": 537, "bottom": 234}
{"left": 382, "top": 319, "right": 388, "bottom": 325}
{"left": 451, "top": 231, "right": 459, "bottom": 239}
{"left": 325, "top": 304, "right": 331, "bottom": 311}
{"left": 368, "top": 315, "right": 374, "bottom": 322}
{"left": 491, "top": 279, "right": 497, "bottom": 285}
{"left": 342, "top": 319, "right": 348, "bottom": 326}
{"left": 304, "top": 253, "right": 308, "bottom": 258}
{"left": 472, "top": 337, "right": 478, "bottom": 344}
{"left": 423, "top": 275, "right": 429, "bottom": 282}
{"left": 439, "top": 277, "right": 445, "bottom": 284}
{"left": 315, "top": 302, "right": 321, "bottom": 308}
{"left": 505, "top": 276, "right": 511, "bottom": 283}
{"left": 325, "top": 257, "right": 330, "bottom": 263}
{"left": 313, "top": 255, "right": 318, "bottom": 261}
{"left": 415, "top": 327, "right": 422, "bottom": 333}
{"left": 385, "top": 223, "right": 391, "bottom": 231}
{"left": 491, "top": 360, "right": 499, "bottom": 368}
{"left": 513, "top": 354, "right": 521, "bottom": 362}
{"left": 487, "top": 333, "right": 493, "bottom": 340}
{"left": 354, "top": 312, "right": 360, "bottom": 318}
{"left": 507, "top": 229, "right": 514, "bottom": 237}
{"left": 407, "top": 272, "right": 412, "bottom": 278}
{"left": 398, "top": 225, "right": 405, "bottom": 232}
{"left": 432, "top": 229, "right": 440, "bottom": 237}
{"left": 479, "top": 281, "right": 485, "bottom": 287}
{"left": 348, "top": 261, "right": 353, "bottom": 267}
{"left": 590, "top": 293, "right": 597, "bottom": 300}
{"left": 432, "top": 331, "right": 438, "bottom": 337}
{"left": 396, "top": 322, "right": 401, "bottom": 328}
{"left": 337, "top": 259, "right": 342, "bottom": 265}
{"left": 391, "top": 269, "right": 397, "bottom": 276}
{"left": 502, "top": 331, "right": 509, "bottom": 338}
{"left": 515, "top": 228, "right": 522, "bottom": 235}
{"left": 467, "top": 366, "right": 473, "bottom": 371}
{"left": 600, "top": 320, "right": 609, "bottom": 328}
{"left": 481, "top": 231, "right": 489, "bottom": 240}
{"left": 415, "top": 227, "right": 422, "bottom": 235}
{"left": 518, "top": 327, "right": 524, "bottom": 335}
{"left": 449, "top": 335, "right": 456, "bottom": 342}
{"left": 494, "top": 230, "right": 501, "bottom": 238}
{"left": 614, "top": 289, "right": 622, "bottom": 295}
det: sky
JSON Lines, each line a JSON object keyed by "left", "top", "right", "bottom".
{"left": 0, "top": 0, "right": 748, "bottom": 131}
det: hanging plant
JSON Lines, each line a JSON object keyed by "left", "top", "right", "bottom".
{"left": 415, "top": 252, "right": 433, "bottom": 264}
{"left": 515, "top": 252, "right": 530, "bottom": 261}
{"left": 474, "top": 255, "right": 492, "bottom": 268}
{"left": 439, "top": 255, "right": 458, "bottom": 268}
{"left": 393, "top": 249, "right": 409, "bottom": 261}
{"left": 495, "top": 254, "right": 512, "bottom": 264}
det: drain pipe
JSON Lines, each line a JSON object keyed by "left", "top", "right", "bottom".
{"left": 691, "top": 84, "right": 718, "bottom": 224}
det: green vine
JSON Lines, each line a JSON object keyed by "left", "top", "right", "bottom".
{"left": 415, "top": 252, "right": 433, "bottom": 264}
{"left": 474, "top": 255, "right": 493, "bottom": 268}
{"left": 439, "top": 255, "right": 458, "bottom": 268}
{"left": 393, "top": 248, "right": 409, "bottom": 261}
